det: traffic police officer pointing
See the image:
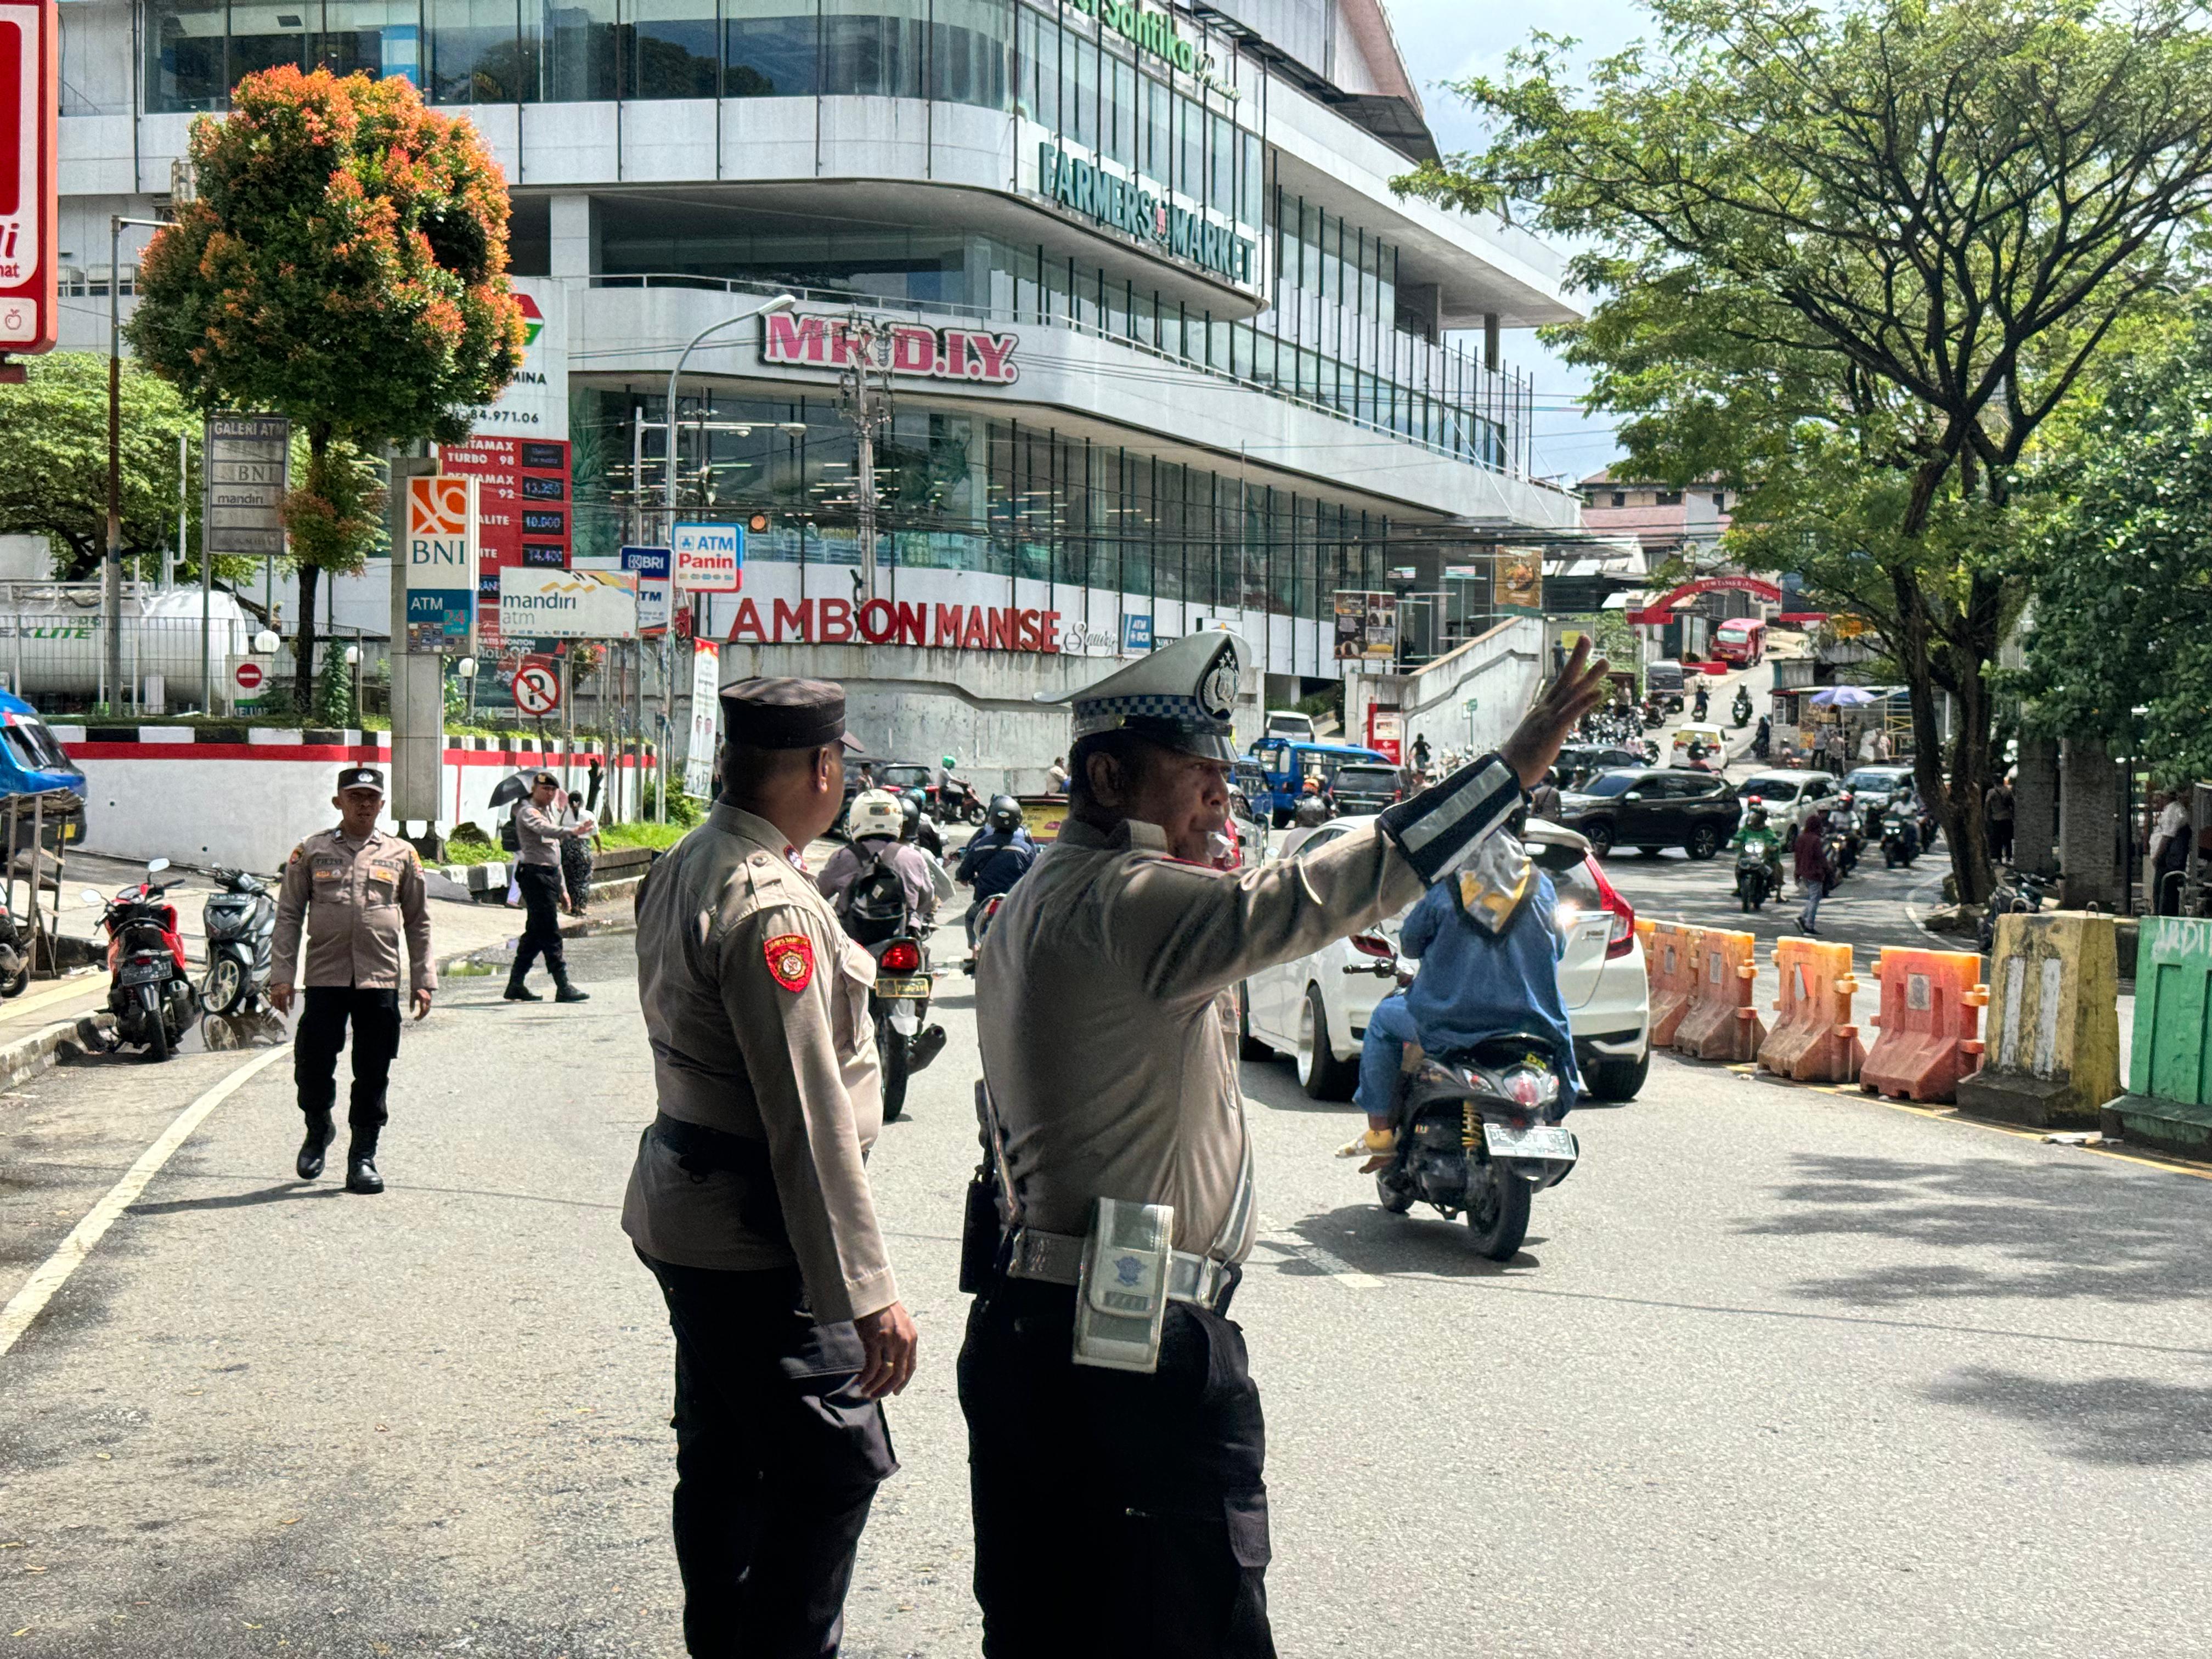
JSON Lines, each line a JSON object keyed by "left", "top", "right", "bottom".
{"left": 624, "top": 677, "right": 919, "bottom": 1657}
{"left": 270, "top": 766, "right": 435, "bottom": 1196}
{"left": 962, "top": 630, "right": 1609, "bottom": 1655}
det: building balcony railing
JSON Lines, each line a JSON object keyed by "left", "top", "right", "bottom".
{"left": 588, "top": 271, "right": 1537, "bottom": 481}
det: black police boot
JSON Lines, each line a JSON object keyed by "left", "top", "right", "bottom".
{"left": 552, "top": 967, "right": 590, "bottom": 1003}
{"left": 503, "top": 964, "right": 541, "bottom": 1002}
{"left": 345, "top": 1127, "right": 384, "bottom": 1195}
{"left": 296, "top": 1108, "right": 336, "bottom": 1181}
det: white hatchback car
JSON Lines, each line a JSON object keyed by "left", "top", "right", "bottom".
{"left": 1237, "top": 817, "right": 1654, "bottom": 1104}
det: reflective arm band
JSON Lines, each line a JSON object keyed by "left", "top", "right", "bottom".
{"left": 1376, "top": 754, "right": 1522, "bottom": 884}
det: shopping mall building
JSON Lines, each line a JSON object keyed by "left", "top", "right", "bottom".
{"left": 55, "top": 0, "right": 1586, "bottom": 779}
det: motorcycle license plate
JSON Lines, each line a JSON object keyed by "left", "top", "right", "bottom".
{"left": 120, "top": 959, "right": 168, "bottom": 988}
{"left": 1483, "top": 1123, "right": 1576, "bottom": 1161}
{"left": 877, "top": 974, "right": 930, "bottom": 997}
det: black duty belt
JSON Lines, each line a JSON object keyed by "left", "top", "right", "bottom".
{"left": 651, "top": 1111, "right": 774, "bottom": 1182}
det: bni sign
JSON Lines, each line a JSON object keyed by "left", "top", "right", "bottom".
{"left": 672, "top": 522, "right": 742, "bottom": 592}
{"left": 403, "top": 473, "right": 477, "bottom": 653}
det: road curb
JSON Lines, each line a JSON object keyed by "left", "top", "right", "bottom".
{"left": 0, "top": 1012, "right": 117, "bottom": 1091}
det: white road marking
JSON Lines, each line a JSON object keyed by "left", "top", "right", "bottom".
{"left": 1260, "top": 1230, "right": 1382, "bottom": 1290}
{"left": 0, "top": 1043, "right": 292, "bottom": 1359}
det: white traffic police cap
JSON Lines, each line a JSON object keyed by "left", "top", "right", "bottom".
{"left": 1048, "top": 631, "right": 1246, "bottom": 764}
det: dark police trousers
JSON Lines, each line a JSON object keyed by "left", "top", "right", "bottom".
{"left": 512, "top": 864, "right": 567, "bottom": 979}
{"left": 294, "top": 987, "right": 401, "bottom": 1129}
{"left": 639, "top": 1251, "right": 898, "bottom": 1658}
{"left": 958, "top": 1276, "right": 1276, "bottom": 1659}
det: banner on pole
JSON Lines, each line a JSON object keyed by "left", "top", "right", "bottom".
{"left": 403, "top": 473, "right": 477, "bottom": 653}
{"left": 684, "top": 641, "right": 721, "bottom": 800}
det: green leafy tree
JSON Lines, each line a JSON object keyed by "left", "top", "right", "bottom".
{"left": 2017, "top": 310, "right": 2212, "bottom": 779}
{"left": 128, "top": 64, "right": 524, "bottom": 710}
{"left": 1403, "top": 0, "right": 2212, "bottom": 898}
{"left": 0, "top": 352, "right": 199, "bottom": 578}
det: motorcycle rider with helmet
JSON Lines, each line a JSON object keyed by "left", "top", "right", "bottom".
{"left": 899, "top": 788, "right": 944, "bottom": 859}
{"left": 1293, "top": 776, "right": 1333, "bottom": 828}
{"left": 818, "top": 789, "right": 940, "bottom": 928}
{"left": 955, "top": 794, "right": 1039, "bottom": 953}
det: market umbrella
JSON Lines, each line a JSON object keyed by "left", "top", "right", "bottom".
{"left": 1809, "top": 686, "right": 1878, "bottom": 707}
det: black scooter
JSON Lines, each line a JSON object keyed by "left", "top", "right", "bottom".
{"left": 1733, "top": 689, "right": 1753, "bottom": 728}
{"left": 201, "top": 867, "right": 278, "bottom": 1017}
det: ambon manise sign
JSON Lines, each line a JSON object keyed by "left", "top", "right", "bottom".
{"left": 724, "top": 597, "right": 1065, "bottom": 652}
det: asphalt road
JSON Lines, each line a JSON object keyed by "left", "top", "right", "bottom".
{"left": 6, "top": 864, "right": 2210, "bottom": 1655}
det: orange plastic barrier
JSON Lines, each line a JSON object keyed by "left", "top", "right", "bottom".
{"left": 1859, "top": 948, "right": 1988, "bottom": 1102}
{"left": 1673, "top": 929, "right": 1765, "bottom": 1062}
{"left": 1758, "top": 938, "right": 1865, "bottom": 1083}
{"left": 1644, "top": 922, "right": 1706, "bottom": 1048}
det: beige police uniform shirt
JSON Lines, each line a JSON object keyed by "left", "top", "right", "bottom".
{"left": 272, "top": 827, "right": 436, "bottom": 994}
{"left": 622, "top": 802, "right": 898, "bottom": 1324}
{"left": 513, "top": 801, "right": 564, "bottom": 867}
{"left": 977, "top": 815, "right": 1424, "bottom": 1261}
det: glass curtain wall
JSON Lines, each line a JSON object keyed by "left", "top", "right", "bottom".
{"left": 572, "top": 385, "right": 1390, "bottom": 616}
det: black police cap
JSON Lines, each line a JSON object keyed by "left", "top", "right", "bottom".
{"left": 719, "top": 676, "right": 866, "bottom": 753}
{"left": 336, "top": 765, "right": 385, "bottom": 794}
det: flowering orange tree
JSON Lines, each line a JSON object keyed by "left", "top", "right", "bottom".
{"left": 130, "top": 67, "right": 525, "bottom": 707}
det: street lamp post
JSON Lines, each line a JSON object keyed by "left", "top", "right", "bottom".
{"left": 109, "top": 214, "right": 168, "bottom": 715}
{"left": 659, "top": 292, "right": 799, "bottom": 822}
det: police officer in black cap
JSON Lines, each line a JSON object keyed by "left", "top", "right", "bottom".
{"left": 270, "top": 766, "right": 435, "bottom": 1195}
{"left": 623, "top": 676, "right": 918, "bottom": 1658}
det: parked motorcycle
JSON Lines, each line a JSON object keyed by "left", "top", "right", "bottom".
{"left": 0, "top": 881, "right": 35, "bottom": 998}
{"left": 86, "top": 858, "right": 198, "bottom": 1061}
{"left": 1734, "top": 831, "right": 1783, "bottom": 911}
{"left": 200, "top": 866, "right": 278, "bottom": 1018}
{"left": 1364, "top": 996, "right": 1578, "bottom": 1261}
{"left": 1979, "top": 867, "right": 2050, "bottom": 955}
{"left": 1733, "top": 687, "right": 1753, "bottom": 728}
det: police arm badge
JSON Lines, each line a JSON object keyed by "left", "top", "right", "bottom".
{"left": 763, "top": 932, "right": 815, "bottom": 993}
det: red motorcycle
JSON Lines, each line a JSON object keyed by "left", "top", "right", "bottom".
{"left": 84, "top": 857, "right": 198, "bottom": 1061}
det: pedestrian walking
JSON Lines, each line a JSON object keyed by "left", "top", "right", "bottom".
{"left": 960, "top": 630, "right": 1610, "bottom": 1656}
{"left": 623, "top": 678, "right": 916, "bottom": 1658}
{"left": 1794, "top": 810, "right": 1832, "bottom": 935}
{"left": 1985, "top": 775, "right": 2016, "bottom": 866}
{"left": 269, "top": 766, "right": 434, "bottom": 1195}
{"left": 559, "top": 788, "right": 599, "bottom": 915}
{"left": 506, "top": 770, "right": 591, "bottom": 1002}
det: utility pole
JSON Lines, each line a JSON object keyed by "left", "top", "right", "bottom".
{"left": 106, "top": 214, "right": 166, "bottom": 714}
{"left": 837, "top": 312, "right": 891, "bottom": 602}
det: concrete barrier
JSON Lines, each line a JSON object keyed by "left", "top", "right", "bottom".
{"left": 1645, "top": 922, "right": 1705, "bottom": 1048}
{"left": 1674, "top": 928, "right": 1765, "bottom": 1063}
{"left": 1955, "top": 912, "right": 2121, "bottom": 1130}
{"left": 1758, "top": 938, "right": 1864, "bottom": 1083}
{"left": 1860, "top": 948, "right": 1987, "bottom": 1103}
{"left": 2100, "top": 916, "right": 2212, "bottom": 1159}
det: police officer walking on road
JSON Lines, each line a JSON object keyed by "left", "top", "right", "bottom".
{"left": 506, "top": 769, "right": 591, "bottom": 1003}
{"left": 270, "top": 766, "right": 435, "bottom": 1196}
{"left": 624, "top": 678, "right": 919, "bottom": 1658}
{"left": 961, "top": 630, "right": 1609, "bottom": 1657}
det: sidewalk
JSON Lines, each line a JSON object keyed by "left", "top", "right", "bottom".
{"left": 0, "top": 850, "right": 625, "bottom": 1087}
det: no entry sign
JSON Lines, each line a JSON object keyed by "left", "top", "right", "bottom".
{"left": 512, "top": 662, "right": 561, "bottom": 716}
{"left": 233, "top": 660, "right": 265, "bottom": 693}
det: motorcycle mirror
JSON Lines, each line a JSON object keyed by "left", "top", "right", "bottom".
{"left": 147, "top": 857, "right": 171, "bottom": 873}
{"left": 81, "top": 888, "right": 103, "bottom": 909}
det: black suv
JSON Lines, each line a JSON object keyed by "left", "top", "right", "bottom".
{"left": 1553, "top": 767, "right": 1741, "bottom": 859}
{"left": 1329, "top": 761, "right": 1402, "bottom": 815}
{"left": 1556, "top": 742, "right": 1651, "bottom": 791}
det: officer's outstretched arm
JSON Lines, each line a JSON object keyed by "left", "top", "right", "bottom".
{"left": 719, "top": 907, "right": 899, "bottom": 1327}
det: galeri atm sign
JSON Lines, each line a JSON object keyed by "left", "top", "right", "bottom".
{"left": 0, "top": 0, "right": 56, "bottom": 368}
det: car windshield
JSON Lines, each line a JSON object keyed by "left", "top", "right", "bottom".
{"left": 1576, "top": 772, "right": 1640, "bottom": 798}
{"left": 878, "top": 765, "right": 930, "bottom": 791}
{"left": 2, "top": 720, "right": 75, "bottom": 775}
{"left": 1740, "top": 777, "right": 1799, "bottom": 800}
{"left": 1333, "top": 766, "right": 1397, "bottom": 790}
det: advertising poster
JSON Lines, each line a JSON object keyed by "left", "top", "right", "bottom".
{"left": 685, "top": 641, "right": 721, "bottom": 800}
{"left": 1333, "top": 591, "right": 1397, "bottom": 665}
{"left": 498, "top": 568, "right": 637, "bottom": 640}
{"left": 403, "top": 474, "right": 476, "bottom": 653}
{"left": 1493, "top": 553, "right": 1543, "bottom": 614}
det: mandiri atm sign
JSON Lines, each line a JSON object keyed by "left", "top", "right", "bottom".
{"left": 0, "top": 0, "right": 59, "bottom": 370}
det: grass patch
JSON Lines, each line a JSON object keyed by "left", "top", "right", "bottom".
{"left": 600, "top": 820, "right": 689, "bottom": 851}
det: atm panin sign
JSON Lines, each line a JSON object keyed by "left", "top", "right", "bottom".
{"left": 672, "top": 522, "right": 742, "bottom": 592}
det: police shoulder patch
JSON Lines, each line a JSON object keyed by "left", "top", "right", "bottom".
{"left": 287, "top": 843, "right": 305, "bottom": 865}
{"left": 763, "top": 932, "right": 815, "bottom": 993}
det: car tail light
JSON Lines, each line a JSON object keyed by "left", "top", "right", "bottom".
{"left": 1585, "top": 857, "right": 1637, "bottom": 958}
{"left": 1348, "top": 933, "right": 1393, "bottom": 958}
{"left": 881, "top": 940, "right": 921, "bottom": 972}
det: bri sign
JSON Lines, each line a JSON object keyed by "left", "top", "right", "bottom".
{"left": 725, "top": 597, "right": 1065, "bottom": 654}
{"left": 760, "top": 311, "right": 1020, "bottom": 386}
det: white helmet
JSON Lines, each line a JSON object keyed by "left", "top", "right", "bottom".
{"left": 849, "top": 788, "right": 903, "bottom": 842}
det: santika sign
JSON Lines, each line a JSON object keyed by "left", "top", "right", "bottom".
{"left": 1037, "top": 144, "right": 1256, "bottom": 287}
{"left": 760, "top": 311, "right": 1020, "bottom": 386}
